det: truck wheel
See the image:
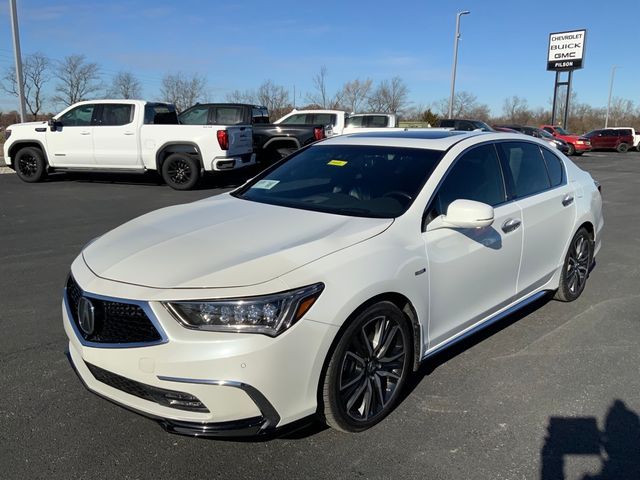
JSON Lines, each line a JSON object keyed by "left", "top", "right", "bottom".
{"left": 161, "top": 153, "right": 200, "bottom": 190}
{"left": 566, "top": 144, "right": 576, "bottom": 156}
{"left": 616, "top": 143, "right": 629, "bottom": 153}
{"left": 15, "top": 146, "right": 48, "bottom": 183}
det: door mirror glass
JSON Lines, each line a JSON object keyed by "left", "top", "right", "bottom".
{"left": 427, "top": 199, "right": 494, "bottom": 231}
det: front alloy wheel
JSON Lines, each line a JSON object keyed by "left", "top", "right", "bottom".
{"left": 320, "top": 301, "right": 411, "bottom": 432}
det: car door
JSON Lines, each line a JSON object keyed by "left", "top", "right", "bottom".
{"left": 45, "top": 103, "right": 96, "bottom": 167}
{"left": 92, "top": 103, "right": 140, "bottom": 167}
{"left": 498, "top": 141, "right": 577, "bottom": 295}
{"left": 422, "top": 143, "right": 523, "bottom": 348}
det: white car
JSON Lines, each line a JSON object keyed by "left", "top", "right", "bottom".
{"left": 275, "top": 109, "right": 397, "bottom": 136}
{"left": 3, "top": 100, "right": 254, "bottom": 190}
{"left": 63, "top": 131, "right": 603, "bottom": 436}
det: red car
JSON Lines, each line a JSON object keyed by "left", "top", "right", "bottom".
{"left": 540, "top": 125, "right": 592, "bottom": 156}
{"left": 582, "top": 129, "right": 634, "bottom": 152}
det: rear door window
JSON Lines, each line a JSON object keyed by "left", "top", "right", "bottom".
{"left": 212, "top": 107, "right": 244, "bottom": 125}
{"left": 96, "top": 104, "right": 134, "bottom": 126}
{"left": 179, "top": 106, "right": 209, "bottom": 125}
{"left": 280, "top": 113, "right": 309, "bottom": 124}
{"left": 540, "top": 147, "right": 564, "bottom": 187}
{"left": 499, "top": 142, "right": 551, "bottom": 198}
{"left": 313, "top": 114, "right": 337, "bottom": 126}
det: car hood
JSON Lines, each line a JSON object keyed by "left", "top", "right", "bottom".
{"left": 9, "top": 121, "right": 47, "bottom": 129}
{"left": 82, "top": 194, "right": 393, "bottom": 289}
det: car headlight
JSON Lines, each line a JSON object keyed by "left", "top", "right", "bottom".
{"left": 163, "top": 283, "right": 324, "bottom": 337}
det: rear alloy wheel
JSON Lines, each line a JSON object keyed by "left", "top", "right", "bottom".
{"left": 14, "top": 146, "right": 47, "bottom": 183}
{"left": 555, "top": 227, "right": 593, "bottom": 302}
{"left": 320, "top": 301, "right": 412, "bottom": 432}
{"left": 161, "top": 153, "right": 200, "bottom": 190}
{"left": 616, "top": 143, "right": 629, "bottom": 153}
{"left": 566, "top": 143, "right": 576, "bottom": 156}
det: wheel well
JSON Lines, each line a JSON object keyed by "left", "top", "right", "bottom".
{"left": 156, "top": 144, "right": 203, "bottom": 172}
{"left": 579, "top": 221, "right": 595, "bottom": 240}
{"left": 8, "top": 142, "right": 48, "bottom": 166}
{"left": 262, "top": 138, "right": 299, "bottom": 151}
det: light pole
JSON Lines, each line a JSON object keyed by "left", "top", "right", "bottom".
{"left": 448, "top": 10, "right": 470, "bottom": 119}
{"left": 9, "top": 0, "right": 27, "bottom": 122}
{"left": 604, "top": 65, "right": 619, "bottom": 128}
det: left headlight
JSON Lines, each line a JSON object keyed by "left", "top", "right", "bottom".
{"left": 163, "top": 283, "right": 324, "bottom": 337}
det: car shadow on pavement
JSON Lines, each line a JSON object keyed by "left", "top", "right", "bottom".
{"left": 540, "top": 399, "right": 640, "bottom": 479}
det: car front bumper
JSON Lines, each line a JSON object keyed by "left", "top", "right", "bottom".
{"left": 63, "top": 260, "right": 338, "bottom": 437}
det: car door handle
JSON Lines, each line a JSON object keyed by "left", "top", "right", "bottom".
{"left": 562, "top": 195, "right": 574, "bottom": 207}
{"left": 80, "top": 131, "right": 91, "bottom": 135}
{"left": 123, "top": 131, "right": 134, "bottom": 135}
{"left": 501, "top": 218, "right": 521, "bottom": 233}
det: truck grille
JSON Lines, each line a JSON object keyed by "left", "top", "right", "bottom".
{"left": 66, "top": 275, "right": 162, "bottom": 344}
{"left": 86, "top": 362, "right": 208, "bottom": 413}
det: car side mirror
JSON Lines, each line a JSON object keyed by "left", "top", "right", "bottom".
{"left": 48, "top": 118, "right": 61, "bottom": 131}
{"left": 427, "top": 199, "right": 494, "bottom": 231}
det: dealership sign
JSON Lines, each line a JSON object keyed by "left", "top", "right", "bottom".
{"left": 547, "top": 29, "right": 587, "bottom": 71}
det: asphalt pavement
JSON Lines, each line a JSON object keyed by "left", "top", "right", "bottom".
{"left": 1, "top": 152, "right": 639, "bottom": 480}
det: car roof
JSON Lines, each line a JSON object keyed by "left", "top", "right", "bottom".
{"left": 318, "top": 130, "right": 530, "bottom": 151}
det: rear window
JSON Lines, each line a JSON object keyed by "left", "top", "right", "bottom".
{"left": 144, "top": 104, "right": 178, "bottom": 125}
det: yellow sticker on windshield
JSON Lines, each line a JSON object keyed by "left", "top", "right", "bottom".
{"left": 328, "top": 160, "right": 348, "bottom": 166}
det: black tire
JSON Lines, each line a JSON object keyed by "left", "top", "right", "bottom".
{"left": 319, "top": 301, "right": 412, "bottom": 433}
{"left": 554, "top": 227, "right": 593, "bottom": 302}
{"left": 161, "top": 153, "right": 200, "bottom": 190}
{"left": 566, "top": 143, "right": 576, "bottom": 156}
{"left": 14, "top": 146, "right": 47, "bottom": 183}
{"left": 616, "top": 143, "right": 629, "bottom": 153}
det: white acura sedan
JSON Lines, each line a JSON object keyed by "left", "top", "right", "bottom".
{"left": 64, "top": 131, "right": 603, "bottom": 436}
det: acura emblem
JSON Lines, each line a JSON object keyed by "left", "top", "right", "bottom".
{"left": 77, "top": 297, "right": 95, "bottom": 336}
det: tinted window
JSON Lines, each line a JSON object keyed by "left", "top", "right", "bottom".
{"left": 430, "top": 144, "right": 506, "bottom": 218}
{"left": 212, "top": 107, "right": 244, "bottom": 125}
{"left": 252, "top": 107, "right": 269, "bottom": 124}
{"left": 314, "top": 114, "right": 337, "bottom": 126}
{"left": 280, "top": 113, "right": 309, "bottom": 124}
{"left": 543, "top": 127, "right": 554, "bottom": 134}
{"left": 58, "top": 104, "right": 95, "bottom": 126}
{"left": 179, "top": 106, "right": 209, "bottom": 125}
{"left": 366, "top": 115, "right": 389, "bottom": 127}
{"left": 501, "top": 142, "right": 551, "bottom": 197}
{"left": 345, "top": 116, "right": 363, "bottom": 127}
{"left": 438, "top": 120, "right": 455, "bottom": 128}
{"left": 541, "top": 148, "right": 564, "bottom": 186}
{"left": 98, "top": 104, "right": 133, "bottom": 126}
{"left": 235, "top": 145, "right": 444, "bottom": 218}
{"left": 144, "top": 104, "right": 178, "bottom": 124}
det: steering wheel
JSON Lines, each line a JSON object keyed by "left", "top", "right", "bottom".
{"left": 383, "top": 190, "right": 413, "bottom": 203}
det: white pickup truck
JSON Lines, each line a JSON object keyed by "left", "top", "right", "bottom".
{"left": 274, "top": 109, "right": 397, "bottom": 136}
{"left": 611, "top": 127, "right": 640, "bottom": 151}
{"left": 2, "top": 99, "right": 254, "bottom": 190}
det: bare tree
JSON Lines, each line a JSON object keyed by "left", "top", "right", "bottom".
{"left": 1, "top": 52, "right": 51, "bottom": 117}
{"left": 107, "top": 71, "right": 142, "bottom": 99}
{"left": 502, "top": 95, "right": 532, "bottom": 124}
{"left": 306, "top": 66, "right": 330, "bottom": 108}
{"left": 52, "top": 54, "right": 102, "bottom": 107}
{"left": 367, "top": 77, "right": 409, "bottom": 114}
{"left": 339, "top": 78, "right": 372, "bottom": 113}
{"left": 608, "top": 97, "right": 635, "bottom": 127}
{"left": 160, "top": 72, "right": 207, "bottom": 111}
{"left": 256, "top": 80, "right": 290, "bottom": 120}
{"left": 434, "top": 91, "right": 488, "bottom": 119}
{"left": 226, "top": 89, "right": 257, "bottom": 104}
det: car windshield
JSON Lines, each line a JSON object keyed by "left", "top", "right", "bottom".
{"left": 554, "top": 126, "right": 571, "bottom": 135}
{"left": 538, "top": 129, "right": 554, "bottom": 139}
{"left": 233, "top": 145, "right": 444, "bottom": 218}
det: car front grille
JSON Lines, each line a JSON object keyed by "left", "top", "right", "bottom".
{"left": 66, "top": 275, "right": 162, "bottom": 344}
{"left": 86, "top": 362, "right": 209, "bottom": 413}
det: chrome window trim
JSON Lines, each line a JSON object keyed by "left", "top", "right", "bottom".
{"left": 64, "top": 280, "right": 169, "bottom": 349}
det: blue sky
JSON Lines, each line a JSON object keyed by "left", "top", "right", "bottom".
{"left": 0, "top": 0, "right": 637, "bottom": 115}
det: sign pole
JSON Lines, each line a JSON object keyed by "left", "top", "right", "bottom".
{"left": 9, "top": 0, "right": 27, "bottom": 122}
{"left": 551, "top": 71, "right": 560, "bottom": 125}
{"left": 563, "top": 70, "right": 573, "bottom": 130}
